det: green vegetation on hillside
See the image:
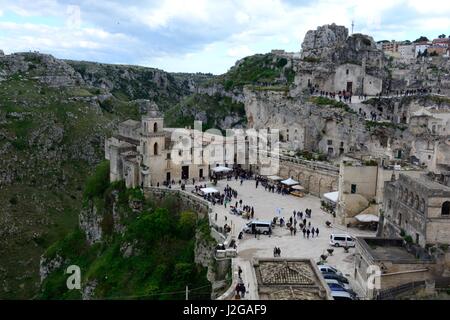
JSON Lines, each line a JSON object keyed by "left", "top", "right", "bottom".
{"left": 165, "top": 93, "right": 246, "bottom": 131}
{"left": 309, "top": 96, "right": 357, "bottom": 114}
{"left": 39, "top": 163, "right": 211, "bottom": 300}
{"left": 217, "top": 53, "right": 295, "bottom": 90}
{"left": 0, "top": 74, "right": 146, "bottom": 299}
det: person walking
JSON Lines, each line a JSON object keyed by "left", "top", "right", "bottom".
{"left": 293, "top": 227, "right": 297, "bottom": 236}
{"left": 316, "top": 227, "right": 319, "bottom": 237}
{"left": 306, "top": 229, "right": 311, "bottom": 239}
{"left": 311, "top": 227, "right": 315, "bottom": 238}
{"left": 303, "top": 218, "right": 307, "bottom": 226}
{"left": 302, "top": 228, "right": 306, "bottom": 238}
{"left": 308, "top": 221, "right": 311, "bottom": 228}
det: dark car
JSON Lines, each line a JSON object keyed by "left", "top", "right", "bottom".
{"left": 322, "top": 272, "right": 349, "bottom": 284}
{"left": 327, "top": 283, "right": 357, "bottom": 298}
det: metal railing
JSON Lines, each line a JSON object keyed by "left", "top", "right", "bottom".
{"left": 376, "top": 280, "right": 426, "bottom": 300}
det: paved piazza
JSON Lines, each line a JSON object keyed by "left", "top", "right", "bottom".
{"left": 186, "top": 178, "right": 376, "bottom": 299}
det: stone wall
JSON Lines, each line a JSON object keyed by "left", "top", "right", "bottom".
{"left": 277, "top": 157, "right": 339, "bottom": 197}
{"left": 144, "top": 187, "right": 210, "bottom": 218}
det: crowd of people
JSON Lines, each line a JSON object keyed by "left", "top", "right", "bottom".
{"left": 309, "top": 87, "right": 354, "bottom": 103}
{"left": 255, "top": 176, "right": 290, "bottom": 196}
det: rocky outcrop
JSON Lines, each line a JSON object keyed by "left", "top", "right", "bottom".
{"left": 301, "top": 23, "right": 348, "bottom": 60}
{"left": 79, "top": 201, "right": 103, "bottom": 245}
{"left": 39, "top": 254, "right": 64, "bottom": 283}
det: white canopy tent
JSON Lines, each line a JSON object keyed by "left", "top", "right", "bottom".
{"left": 200, "top": 187, "right": 219, "bottom": 194}
{"left": 291, "top": 185, "right": 305, "bottom": 191}
{"left": 355, "top": 213, "right": 379, "bottom": 223}
{"left": 281, "top": 178, "right": 299, "bottom": 186}
{"left": 267, "top": 175, "right": 283, "bottom": 181}
{"left": 323, "top": 191, "right": 339, "bottom": 203}
{"left": 212, "top": 166, "right": 233, "bottom": 173}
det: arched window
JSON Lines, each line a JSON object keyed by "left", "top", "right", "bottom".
{"left": 415, "top": 195, "right": 419, "bottom": 210}
{"left": 442, "top": 201, "right": 450, "bottom": 216}
{"left": 143, "top": 141, "right": 147, "bottom": 155}
{"left": 153, "top": 122, "right": 158, "bottom": 133}
{"left": 153, "top": 142, "right": 158, "bottom": 155}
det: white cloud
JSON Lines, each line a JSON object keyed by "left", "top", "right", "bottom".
{"left": 407, "top": 0, "right": 450, "bottom": 14}
{"left": 235, "top": 11, "right": 250, "bottom": 24}
{"left": 0, "top": 0, "right": 449, "bottom": 73}
{"left": 227, "top": 45, "right": 253, "bottom": 58}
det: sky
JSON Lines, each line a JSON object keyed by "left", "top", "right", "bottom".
{"left": 0, "top": 0, "right": 449, "bottom": 74}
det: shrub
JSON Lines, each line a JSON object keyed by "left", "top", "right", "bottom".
{"left": 9, "top": 196, "right": 18, "bottom": 205}
{"left": 177, "top": 211, "right": 197, "bottom": 239}
{"left": 83, "top": 161, "right": 110, "bottom": 200}
{"left": 404, "top": 235, "right": 413, "bottom": 244}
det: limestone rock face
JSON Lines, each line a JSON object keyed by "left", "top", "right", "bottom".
{"left": 39, "top": 254, "right": 64, "bottom": 282}
{"left": 79, "top": 201, "right": 103, "bottom": 245}
{"left": 301, "top": 24, "right": 348, "bottom": 60}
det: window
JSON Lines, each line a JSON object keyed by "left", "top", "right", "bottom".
{"left": 153, "top": 122, "right": 158, "bottom": 132}
{"left": 442, "top": 201, "right": 450, "bottom": 216}
{"left": 346, "top": 69, "right": 349, "bottom": 75}
{"left": 340, "top": 141, "right": 344, "bottom": 147}
{"left": 153, "top": 142, "right": 158, "bottom": 155}
{"left": 327, "top": 140, "right": 333, "bottom": 145}
{"left": 388, "top": 199, "right": 392, "bottom": 209}
{"left": 398, "top": 213, "right": 402, "bottom": 226}
{"left": 351, "top": 184, "right": 357, "bottom": 194}
{"left": 166, "top": 152, "right": 171, "bottom": 160}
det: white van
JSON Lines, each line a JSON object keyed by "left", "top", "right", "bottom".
{"left": 329, "top": 234, "right": 356, "bottom": 247}
{"left": 243, "top": 220, "right": 272, "bottom": 235}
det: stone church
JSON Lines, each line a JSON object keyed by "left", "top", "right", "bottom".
{"left": 105, "top": 109, "right": 212, "bottom": 188}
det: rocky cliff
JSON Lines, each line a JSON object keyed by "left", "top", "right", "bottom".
{"left": 38, "top": 178, "right": 215, "bottom": 300}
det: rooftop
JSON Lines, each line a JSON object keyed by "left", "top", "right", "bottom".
{"left": 357, "top": 238, "right": 434, "bottom": 263}
{"left": 253, "top": 258, "right": 332, "bottom": 300}
{"left": 400, "top": 172, "right": 450, "bottom": 193}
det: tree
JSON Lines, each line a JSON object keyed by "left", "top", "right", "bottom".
{"left": 414, "top": 36, "right": 429, "bottom": 43}
{"left": 177, "top": 211, "right": 197, "bottom": 239}
{"left": 83, "top": 161, "right": 110, "bottom": 199}
{"left": 438, "top": 34, "right": 446, "bottom": 39}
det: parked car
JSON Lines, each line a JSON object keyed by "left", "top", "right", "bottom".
{"left": 318, "top": 264, "right": 343, "bottom": 277}
{"left": 326, "top": 281, "right": 357, "bottom": 298}
{"left": 329, "top": 234, "right": 356, "bottom": 247}
{"left": 322, "top": 272, "right": 349, "bottom": 284}
{"left": 324, "top": 278, "right": 350, "bottom": 290}
{"left": 330, "top": 290, "right": 355, "bottom": 300}
{"left": 242, "top": 220, "right": 272, "bottom": 235}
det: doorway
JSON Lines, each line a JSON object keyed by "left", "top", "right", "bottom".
{"left": 347, "top": 81, "right": 353, "bottom": 92}
{"left": 182, "top": 166, "right": 189, "bottom": 180}
{"left": 166, "top": 172, "right": 171, "bottom": 183}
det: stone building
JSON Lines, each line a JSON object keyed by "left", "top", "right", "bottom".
{"left": 297, "top": 24, "right": 386, "bottom": 95}
{"left": 354, "top": 237, "right": 438, "bottom": 299}
{"left": 105, "top": 110, "right": 216, "bottom": 188}
{"left": 336, "top": 157, "right": 422, "bottom": 225}
{"left": 379, "top": 172, "right": 450, "bottom": 247}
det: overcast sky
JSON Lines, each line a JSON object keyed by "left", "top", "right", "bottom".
{"left": 0, "top": 0, "right": 449, "bottom": 74}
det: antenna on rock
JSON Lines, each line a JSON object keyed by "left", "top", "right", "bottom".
{"left": 351, "top": 20, "right": 355, "bottom": 34}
